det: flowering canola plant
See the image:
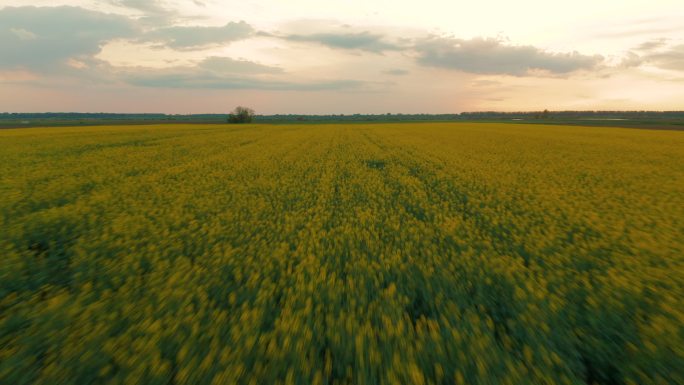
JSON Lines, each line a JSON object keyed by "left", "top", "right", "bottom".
{"left": 0, "top": 123, "right": 682, "bottom": 385}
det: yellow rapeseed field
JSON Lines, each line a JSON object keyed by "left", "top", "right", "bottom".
{"left": 1, "top": 123, "right": 682, "bottom": 385}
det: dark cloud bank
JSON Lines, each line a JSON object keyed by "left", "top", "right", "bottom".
{"left": 0, "top": 6, "right": 135, "bottom": 71}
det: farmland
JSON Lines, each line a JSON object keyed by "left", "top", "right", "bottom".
{"left": 1, "top": 122, "right": 683, "bottom": 385}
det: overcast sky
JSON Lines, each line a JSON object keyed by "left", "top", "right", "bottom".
{"left": 1, "top": 0, "right": 683, "bottom": 113}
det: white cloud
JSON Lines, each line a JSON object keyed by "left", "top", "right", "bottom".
{"left": 643, "top": 44, "right": 684, "bottom": 71}
{"left": 415, "top": 37, "right": 603, "bottom": 76}
{"left": 143, "top": 21, "right": 255, "bottom": 50}
{"left": 199, "top": 56, "right": 283, "bottom": 74}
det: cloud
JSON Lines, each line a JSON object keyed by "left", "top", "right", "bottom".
{"left": 9, "top": 28, "right": 37, "bottom": 41}
{"left": 145, "top": 21, "right": 254, "bottom": 49}
{"left": 383, "top": 69, "right": 409, "bottom": 76}
{"left": 121, "top": 57, "right": 366, "bottom": 91}
{"left": 470, "top": 79, "right": 502, "bottom": 87}
{"left": 199, "top": 57, "right": 283, "bottom": 74}
{"left": 107, "top": 0, "right": 175, "bottom": 24}
{"left": 623, "top": 41, "right": 684, "bottom": 71}
{"left": 125, "top": 71, "right": 366, "bottom": 91}
{"left": 0, "top": 6, "right": 135, "bottom": 71}
{"left": 644, "top": 44, "right": 684, "bottom": 71}
{"left": 285, "top": 31, "right": 403, "bottom": 53}
{"left": 109, "top": 0, "right": 168, "bottom": 14}
{"left": 635, "top": 38, "right": 668, "bottom": 52}
{"left": 415, "top": 37, "right": 603, "bottom": 76}
{"left": 619, "top": 51, "right": 643, "bottom": 68}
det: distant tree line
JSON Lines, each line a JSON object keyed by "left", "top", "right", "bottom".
{"left": 458, "top": 110, "right": 684, "bottom": 120}
{"left": 0, "top": 113, "right": 168, "bottom": 120}
{"left": 3, "top": 111, "right": 683, "bottom": 122}
{"left": 2, "top": 111, "right": 683, "bottom": 129}
{"left": 254, "top": 113, "right": 463, "bottom": 123}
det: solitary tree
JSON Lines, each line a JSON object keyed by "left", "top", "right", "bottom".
{"left": 228, "top": 106, "right": 255, "bottom": 123}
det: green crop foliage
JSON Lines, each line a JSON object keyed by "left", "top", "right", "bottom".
{"left": 1, "top": 123, "right": 683, "bottom": 385}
